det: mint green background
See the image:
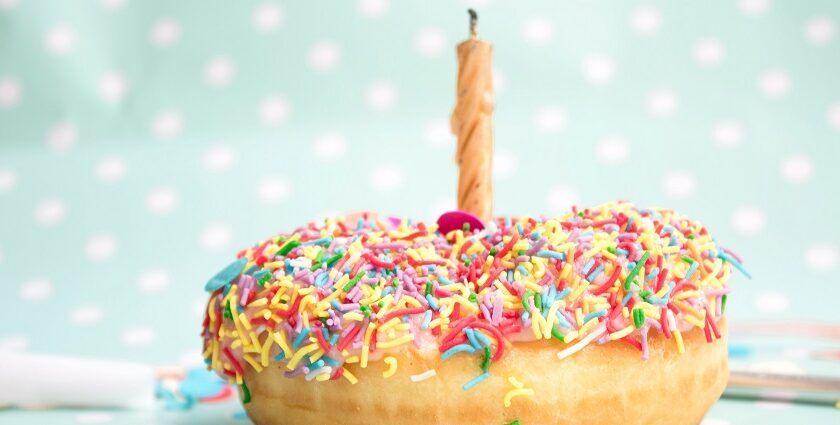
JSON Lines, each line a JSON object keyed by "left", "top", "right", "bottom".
{"left": 1, "top": 0, "right": 839, "bottom": 423}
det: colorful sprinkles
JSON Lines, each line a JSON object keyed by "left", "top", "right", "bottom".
{"left": 201, "top": 202, "right": 745, "bottom": 405}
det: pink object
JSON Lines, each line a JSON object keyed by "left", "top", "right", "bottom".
{"left": 387, "top": 216, "right": 402, "bottom": 229}
{"left": 436, "top": 210, "right": 485, "bottom": 234}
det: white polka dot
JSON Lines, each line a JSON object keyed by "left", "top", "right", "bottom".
{"left": 805, "top": 244, "right": 838, "bottom": 272}
{"left": 204, "top": 56, "right": 235, "bottom": 87}
{"left": 46, "top": 121, "right": 77, "bottom": 153}
{"left": 731, "top": 206, "right": 765, "bottom": 235}
{"left": 99, "top": 0, "right": 124, "bottom": 9}
{"left": 44, "top": 25, "right": 76, "bottom": 55}
{"left": 150, "top": 18, "right": 180, "bottom": 47}
{"left": 152, "top": 110, "right": 182, "bottom": 139}
{"left": 308, "top": 41, "right": 341, "bottom": 72}
{"left": 521, "top": 17, "right": 553, "bottom": 45}
{"left": 694, "top": 39, "right": 724, "bottom": 66}
{"left": 493, "top": 150, "right": 517, "bottom": 180}
{"left": 86, "top": 234, "right": 117, "bottom": 262}
{"left": 581, "top": 55, "right": 614, "bottom": 85}
{"left": 0, "top": 169, "right": 17, "bottom": 192}
{"left": 365, "top": 81, "right": 398, "bottom": 111}
{"left": 369, "top": 165, "right": 404, "bottom": 191}
{"left": 779, "top": 155, "right": 813, "bottom": 183}
{"left": 357, "top": 0, "right": 388, "bottom": 18}
{"left": 98, "top": 71, "right": 128, "bottom": 103}
{"left": 758, "top": 70, "right": 790, "bottom": 98}
{"left": 493, "top": 68, "right": 507, "bottom": 94}
{"left": 259, "top": 96, "right": 289, "bottom": 125}
{"left": 751, "top": 362, "right": 804, "bottom": 376}
{"left": 71, "top": 305, "right": 104, "bottom": 326}
{"left": 253, "top": 3, "right": 284, "bottom": 32}
{"left": 739, "top": 0, "right": 768, "bottom": 16}
{"left": 647, "top": 89, "right": 678, "bottom": 117}
{"left": 201, "top": 223, "right": 232, "bottom": 249}
{"left": 19, "top": 279, "right": 51, "bottom": 302}
{"left": 546, "top": 186, "right": 579, "bottom": 212}
{"left": 0, "top": 0, "right": 18, "bottom": 10}
{"left": 756, "top": 291, "right": 788, "bottom": 313}
{"left": 75, "top": 412, "right": 114, "bottom": 424}
{"left": 95, "top": 156, "right": 127, "bottom": 183}
{"left": 596, "top": 136, "right": 629, "bottom": 165}
{"left": 145, "top": 186, "right": 178, "bottom": 215}
{"left": 0, "top": 76, "right": 21, "bottom": 108}
{"left": 179, "top": 350, "right": 205, "bottom": 367}
{"left": 122, "top": 327, "right": 156, "bottom": 347}
{"left": 425, "top": 120, "right": 453, "bottom": 147}
{"left": 192, "top": 298, "right": 207, "bottom": 317}
{"left": 0, "top": 335, "right": 29, "bottom": 351}
{"left": 701, "top": 419, "right": 730, "bottom": 425}
{"left": 661, "top": 170, "right": 696, "bottom": 199}
{"left": 711, "top": 121, "right": 743, "bottom": 148}
{"left": 313, "top": 133, "right": 347, "bottom": 161}
{"left": 415, "top": 28, "right": 447, "bottom": 58}
{"left": 34, "top": 199, "right": 65, "bottom": 226}
{"left": 630, "top": 6, "right": 661, "bottom": 35}
{"left": 137, "top": 269, "right": 171, "bottom": 293}
{"left": 257, "top": 176, "right": 292, "bottom": 203}
{"left": 782, "top": 347, "right": 810, "bottom": 360}
{"left": 827, "top": 104, "right": 840, "bottom": 129}
{"left": 203, "top": 145, "right": 237, "bottom": 172}
{"left": 804, "top": 16, "right": 835, "bottom": 45}
{"left": 428, "top": 199, "right": 457, "bottom": 220}
{"left": 533, "top": 106, "right": 567, "bottom": 133}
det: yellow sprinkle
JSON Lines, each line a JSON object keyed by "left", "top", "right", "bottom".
{"left": 230, "top": 339, "right": 242, "bottom": 349}
{"left": 504, "top": 388, "right": 535, "bottom": 407}
{"left": 376, "top": 333, "right": 415, "bottom": 349}
{"left": 260, "top": 334, "right": 273, "bottom": 367}
{"left": 673, "top": 329, "right": 685, "bottom": 353}
{"left": 309, "top": 348, "right": 325, "bottom": 363}
{"left": 684, "top": 314, "right": 706, "bottom": 328}
{"left": 378, "top": 317, "right": 402, "bottom": 333}
{"left": 242, "top": 354, "right": 263, "bottom": 373}
{"left": 543, "top": 301, "right": 562, "bottom": 339}
{"left": 207, "top": 297, "right": 216, "bottom": 322}
{"left": 360, "top": 344, "right": 370, "bottom": 368}
{"left": 342, "top": 368, "right": 359, "bottom": 384}
{"left": 530, "top": 309, "right": 544, "bottom": 340}
{"left": 563, "top": 330, "right": 579, "bottom": 343}
{"left": 272, "top": 331, "right": 292, "bottom": 358}
{"left": 575, "top": 308, "right": 584, "bottom": 327}
{"left": 287, "top": 343, "right": 319, "bottom": 370}
{"left": 343, "top": 312, "right": 365, "bottom": 321}
{"left": 382, "top": 356, "right": 398, "bottom": 378}
{"left": 248, "top": 298, "right": 268, "bottom": 308}
{"left": 315, "top": 373, "right": 331, "bottom": 382}
{"left": 609, "top": 325, "right": 635, "bottom": 340}
{"left": 344, "top": 355, "right": 360, "bottom": 364}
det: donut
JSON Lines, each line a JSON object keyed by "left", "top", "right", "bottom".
{"left": 200, "top": 201, "right": 746, "bottom": 424}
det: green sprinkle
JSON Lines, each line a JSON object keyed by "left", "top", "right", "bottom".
{"left": 578, "top": 211, "right": 584, "bottom": 217}
{"left": 632, "top": 308, "right": 645, "bottom": 329}
{"left": 550, "top": 327, "right": 565, "bottom": 342}
{"left": 534, "top": 293, "right": 542, "bottom": 310}
{"left": 224, "top": 300, "right": 233, "bottom": 319}
{"left": 241, "top": 381, "right": 251, "bottom": 404}
{"left": 343, "top": 271, "right": 366, "bottom": 292}
{"left": 361, "top": 305, "right": 371, "bottom": 317}
{"left": 489, "top": 247, "right": 497, "bottom": 256}
{"left": 468, "top": 293, "right": 478, "bottom": 304}
{"left": 687, "top": 234, "right": 695, "bottom": 240}
{"left": 425, "top": 283, "right": 433, "bottom": 296}
{"left": 464, "top": 259, "right": 472, "bottom": 267}
{"left": 392, "top": 278, "right": 400, "bottom": 287}
{"left": 463, "top": 222, "right": 471, "bottom": 231}
{"left": 522, "top": 290, "right": 534, "bottom": 310}
{"left": 278, "top": 240, "right": 301, "bottom": 256}
{"left": 505, "top": 421, "right": 521, "bottom": 425}
{"left": 681, "top": 255, "right": 695, "bottom": 264}
{"left": 639, "top": 290, "right": 651, "bottom": 299}
{"left": 309, "top": 251, "right": 326, "bottom": 271}
{"left": 721, "top": 294, "right": 728, "bottom": 314}
{"left": 325, "top": 253, "right": 343, "bottom": 267}
{"left": 624, "top": 251, "right": 650, "bottom": 290}
{"left": 607, "top": 246, "right": 617, "bottom": 254}
{"left": 481, "top": 347, "right": 491, "bottom": 372}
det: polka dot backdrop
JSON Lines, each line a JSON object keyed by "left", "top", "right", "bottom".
{"left": 1, "top": 0, "right": 839, "bottom": 423}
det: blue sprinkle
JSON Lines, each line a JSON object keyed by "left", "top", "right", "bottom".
{"left": 516, "top": 265, "right": 529, "bottom": 276}
{"left": 310, "top": 359, "right": 325, "bottom": 369}
{"left": 253, "top": 269, "right": 270, "bottom": 279}
{"left": 718, "top": 252, "right": 752, "bottom": 279}
{"left": 505, "top": 216, "right": 512, "bottom": 228}
{"left": 462, "top": 372, "right": 491, "bottom": 391}
{"left": 322, "top": 356, "right": 340, "bottom": 367}
{"left": 685, "top": 262, "right": 699, "bottom": 280}
{"left": 516, "top": 223, "right": 524, "bottom": 235}
{"left": 205, "top": 257, "right": 248, "bottom": 291}
{"left": 421, "top": 310, "right": 432, "bottom": 329}
{"left": 616, "top": 248, "right": 629, "bottom": 257}
{"left": 425, "top": 294, "right": 440, "bottom": 310}
{"left": 473, "top": 330, "right": 492, "bottom": 347}
{"left": 583, "top": 309, "right": 607, "bottom": 324}
{"left": 728, "top": 344, "right": 752, "bottom": 358}
{"left": 437, "top": 274, "right": 454, "bottom": 285}
{"left": 555, "top": 312, "right": 573, "bottom": 329}
{"left": 556, "top": 288, "right": 572, "bottom": 299}
{"left": 356, "top": 218, "right": 364, "bottom": 231}
{"left": 670, "top": 234, "right": 678, "bottom": 246}
{"left": 329, "top": 334, "right": 339, "bottom": 345}
{"left": 536, "top": 250, "right": 564, "bottom": 260}
{"left": 587, "top": 264, "right": 605, "bottom": 281}
{"left": 582, "top": 259, "right": 595, "bottom": 275}
{"left": 274, "top": 352, "right": 285, "bottom": 361}
{"left": 330, "top": 300, "right": 341, "bottom": 310}
{"left": 621, "top": 292, "right": 633, "bottom": 306}
{"left": 442, "top": 343, "right": 475, "bottom": 360}
{"left": 464, "top": 328, "right": 481, "bottom": 350}
{"left": 292, "top": 327, "right": 310, "bottom": 349}
{"left": 520, "top": 311, "right": 530, "bottom": 324}
{"left": 645, "top": 267, "right": 660, "bottom": 281}
{"left": 507, "top": 271, "right": 514, "bottom": 282}
{"left": 530, "top": 231, "right": 542, "bottom": 240}
{"left": 304, "top": 236, "right": 333, "bottom": 246}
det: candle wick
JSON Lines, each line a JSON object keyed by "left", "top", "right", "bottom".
{"left": 468, "top": 8, "right": 478, "bottom": 38}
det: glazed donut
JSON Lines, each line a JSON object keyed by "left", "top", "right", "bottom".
{"left": 200, "top": 201, "right": 746, "bottom": 424}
